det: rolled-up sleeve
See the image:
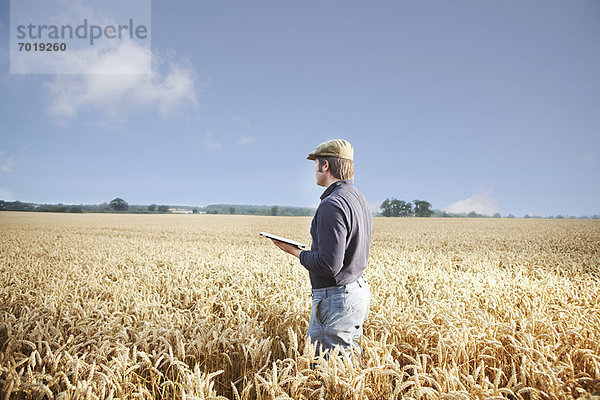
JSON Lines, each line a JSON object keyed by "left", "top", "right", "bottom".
{"left": 299, "top": 202, "right": 348, "bottom": 277}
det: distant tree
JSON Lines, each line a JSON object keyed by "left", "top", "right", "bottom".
{"left": 413, "top": 200, "right": 433, "bottom": 217}
{"left": 523, "top": 214, "right": 531, "bottom": 219}
{"left": 0, "top": 201, "right": 5, "bottom": 211}
{"left": 389, "top": 200, "right": 401, "bottom": 216}
{"left": 396, "top": 200, "right": 412, "bottom": 217}
{"left": 493, "top": 213, "right": 501, "bottom": 218}
{"left": 193, "top": 208, "right": 199, "bottom": 214}
{"left": 271, "top": 206, "right": 279, "bottom": 216}
{"left": 468, "top": 211, "right": 478, "bottom": 218}
{"left": 110, "top": 198, "right": 129, "bottom": 211}
{"left": 70, "top": 205, "right": 83, "bottom": 213}
{"left": 229, "top": 207, "right": 235, "bottom": 214}
{"left": 148, "top": 204, "right": 157, "bottom": 212}
{"left": 157, "top": 205, "right": 169, "bottom": 213}
{"left": 507, "top": 214, "right": 515, "bottom": 218}
{"left": 380, "top": 199, "right": 392, "bottom": 217}
{"left": 380, "top": 198, "right": 412, "bottom": 217}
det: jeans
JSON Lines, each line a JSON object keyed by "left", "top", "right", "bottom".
{"left": 307, "top": 275, "right": 370, "bottom": 358}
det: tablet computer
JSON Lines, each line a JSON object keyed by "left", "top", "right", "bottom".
{"left": 260, "top": 232, "right": 307, "bottom": 250}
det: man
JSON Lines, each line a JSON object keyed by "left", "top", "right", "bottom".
{"left": 271, "top": 139, "right": 373, "bottom": 359}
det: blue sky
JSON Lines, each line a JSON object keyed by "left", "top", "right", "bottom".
{"left": 0, "top": 0, "right": 599, "bottom": 216}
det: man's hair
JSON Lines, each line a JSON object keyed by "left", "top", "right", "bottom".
{"left": 317, "top": 156, "right": 354, "bottom": 180}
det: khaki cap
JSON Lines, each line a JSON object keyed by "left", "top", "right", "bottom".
{"left": 307, "top": 139, "right": 354, "bottom": 161}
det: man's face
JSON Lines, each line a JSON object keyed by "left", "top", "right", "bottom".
{"left": 315, "top": 159, "right": 328, "bottom": 187}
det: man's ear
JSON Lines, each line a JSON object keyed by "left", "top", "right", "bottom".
{"left": 322, "top": 159, "right": 329, "bottom": 172}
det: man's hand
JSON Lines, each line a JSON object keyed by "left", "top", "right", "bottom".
{"left": 271, "top": 239, "right": 302, "bottom": 258}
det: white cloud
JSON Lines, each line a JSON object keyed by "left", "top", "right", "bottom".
{"left": 369, "top": 201, "right": 382, "bottom": 214}
{"left": 443, "top": 189, "right": 499, "bottom": 216}
{"left": 202, "top": 132, "right": 221, "bottom": 151}
{"left": 0, "top": 151, "right": 16, "bottom": 173}
{"left": 233, "top": 116, "right": 250, "bottom": 129}
{"left": 44, "top": 42, "right": 198, "bottom": 122}
{"left": 0, "top": 188, "right": 14, "bottom": 201}
{"left": 237, "top": 136, "right": 255, "bottom": 146}
{"left": 581, "top": 153, "right": 594, "bottom": 167}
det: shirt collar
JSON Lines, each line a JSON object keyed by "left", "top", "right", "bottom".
{"left": 320, "top": 179, "right": 353, "bottom": 200}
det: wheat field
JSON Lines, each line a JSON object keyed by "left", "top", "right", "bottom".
{"left": 0, "top": 212, "right": 599, "bottom": 399}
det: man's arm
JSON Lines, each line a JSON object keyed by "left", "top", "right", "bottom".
{"left": 271, "top": 239, "right": 302, "bottom": 258}
{"left": 299, "top": 202, "right": 347, "bottom": 277}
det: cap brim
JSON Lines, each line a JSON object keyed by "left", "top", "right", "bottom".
{"left": 307, "top": 154, "right": 316, "bottom": 160}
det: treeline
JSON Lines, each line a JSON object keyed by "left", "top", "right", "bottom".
{"left": 0, "top": 201, "right": 87, "bottom": 213}
{"left": 378, "top": 198, "right": 600, "bottom": 219}
{"left": 0, "top": 199, "right": 159, "bottom": 213}
{"left": 379, "top": 199, "right": 434, "bottom": 217}
{"left": 2, "top": 199, "right": 599, "bottom": 219}
{"left": 204, "top": 204, "right": 314, "bottom": 216}
{"left": 0, "top": 199, "right": 316, "bottom": 217}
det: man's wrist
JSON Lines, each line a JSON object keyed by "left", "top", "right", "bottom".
{"left": 297, "top": 249, "right": 305, "bottom": 260}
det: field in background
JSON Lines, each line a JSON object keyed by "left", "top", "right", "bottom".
{"left": 1, "top": 212, "right": 599, "bottom": 399}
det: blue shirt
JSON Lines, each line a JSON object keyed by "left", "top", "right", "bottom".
{"left": 299, "top": 180, "right": 373, "bottom": 289}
